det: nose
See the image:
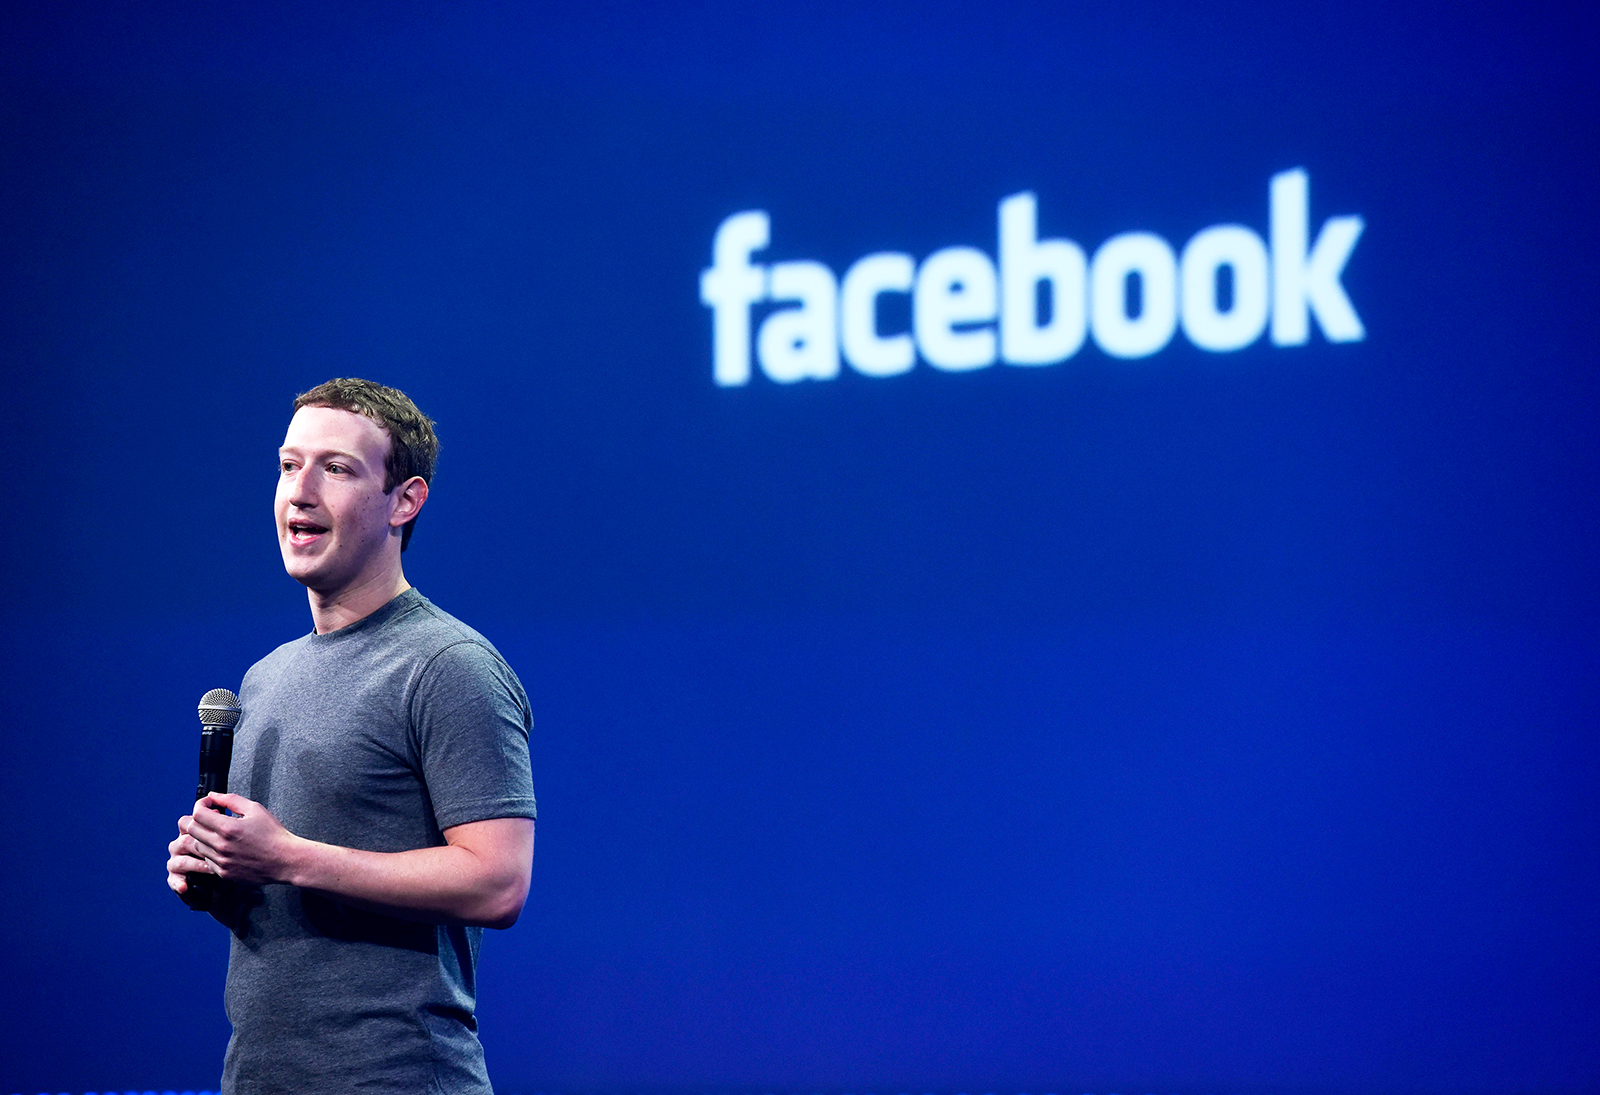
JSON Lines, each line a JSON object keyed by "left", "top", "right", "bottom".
{"left": 283, "top": 464, "right": 320, "bottom": 507}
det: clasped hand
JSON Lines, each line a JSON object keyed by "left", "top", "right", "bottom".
{"left": 166, "top": 792, "right": 300, "bottom": 895}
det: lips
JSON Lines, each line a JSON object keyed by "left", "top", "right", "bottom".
{"left": 286, "top": 519, "right": 329, "bottom": 545}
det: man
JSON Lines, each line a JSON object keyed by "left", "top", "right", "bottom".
{"left": 166, "top": 378, "right": 537, "bottom": 1094}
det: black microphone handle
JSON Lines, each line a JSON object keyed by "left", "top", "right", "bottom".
{"left": 183, "top": 727, "right": 234, "bottom": 911}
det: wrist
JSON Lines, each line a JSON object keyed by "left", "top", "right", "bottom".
{"left": 280, "top": 833, "right": 324, "bottom": 889}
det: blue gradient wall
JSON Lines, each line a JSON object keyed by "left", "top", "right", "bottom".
{"left": 2, "top": 3, "right": 1596, "bottom": 1092}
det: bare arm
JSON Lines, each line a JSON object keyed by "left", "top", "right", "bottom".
{"left": 168, "top": 791, "right": 534, "bottom": 929}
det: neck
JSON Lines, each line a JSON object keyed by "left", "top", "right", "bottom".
{"left": 306, "top": 566, "right": 412, "bottom": 634}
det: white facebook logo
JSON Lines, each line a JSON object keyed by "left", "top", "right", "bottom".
{"left": 701, "top": 168, "right": 1365, "bottom": 386}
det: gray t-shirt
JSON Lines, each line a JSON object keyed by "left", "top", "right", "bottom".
{"left": 218, "top": 588, "right": 536, "bottom": 1095}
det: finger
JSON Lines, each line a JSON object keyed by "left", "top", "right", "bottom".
{"left": 186, "top": 807, "right": 232, "bottom": 839}
{"left": 168, "top": 853, "right": 211, "bottom": 875}
{"left": 179, "top": 822, "right": 222, "bottom": 859}
{"left": 205, "top": 791, "right": 254, "bottom": 815}
{"left": 171, "top": 834, "right": 207, "bottom": 858}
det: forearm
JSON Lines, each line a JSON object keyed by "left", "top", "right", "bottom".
{"left": 284, "top": 836, "right": 527, "bottom": 928}
{"left": 177, "top": 794, "right": 534, "bottom": 930}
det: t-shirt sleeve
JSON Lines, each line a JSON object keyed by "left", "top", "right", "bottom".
{"left": 409, "top": 640, "right": 537, "bottom": 831}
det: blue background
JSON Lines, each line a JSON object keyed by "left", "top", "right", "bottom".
{"left": 2, "top": 2, "right": 1597, "bottom": 1092}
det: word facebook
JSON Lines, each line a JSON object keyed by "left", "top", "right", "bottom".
{"left": 701, "top": 169, "right": 1364, "bottom": 386}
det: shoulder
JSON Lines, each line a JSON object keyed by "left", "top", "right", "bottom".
{"left": 395, "top": 596, "right": 532, "bottom": 721}
{"left": 414, "top": 638, "right": 529, "bottom": 715}
{"left": 326, "top": 589, "right": 506, "bottom": 671}
{"left": 378, "top": 591, "right": 491, "bottom": 653}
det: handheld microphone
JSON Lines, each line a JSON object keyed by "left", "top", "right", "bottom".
{"left": 183, "top": 687, "right": 241, "bottom": 911}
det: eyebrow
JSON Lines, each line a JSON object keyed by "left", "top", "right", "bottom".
{"left": 279, "top": 446, "right": 370, "bottom": 467}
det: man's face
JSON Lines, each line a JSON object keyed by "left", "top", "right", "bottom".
{"left": 275, "top": 406, "right": 400, "bottom": 594}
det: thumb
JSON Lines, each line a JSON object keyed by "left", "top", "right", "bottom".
{"left": 204, "top": 791, "right": 254, "bottom": 815}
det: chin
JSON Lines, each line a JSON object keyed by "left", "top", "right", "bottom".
{"left": 280, "top": 553, "right": 325, "bottom": 587}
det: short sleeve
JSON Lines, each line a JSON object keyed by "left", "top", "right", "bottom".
{"left": 409, "top": 640, "right": 537, "bottom": 831}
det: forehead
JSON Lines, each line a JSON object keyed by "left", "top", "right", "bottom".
{"left": 281, "top": 405, "right": 392, "bottom": 462}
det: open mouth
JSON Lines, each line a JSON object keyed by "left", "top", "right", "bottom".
{"left": 287, "top": 520, "right": 329, "bottom": 543}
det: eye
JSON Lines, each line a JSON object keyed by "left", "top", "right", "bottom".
{"left": 326, "top": 462, "right": 348, "bottom": 475}
{"left": 279, "top": 459, "right": 297, "bottom": 474}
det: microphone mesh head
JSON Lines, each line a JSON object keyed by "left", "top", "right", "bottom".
{"left": 198, "top": 688, "right": 242, "bottom": 729}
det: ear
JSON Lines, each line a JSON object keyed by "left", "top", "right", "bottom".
{"left": 389, "top": 476, "right": 429, "bottom": 529}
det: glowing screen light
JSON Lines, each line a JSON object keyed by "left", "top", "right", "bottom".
{"left": 702, "top": 167, "right": 1365, "bottom": 386}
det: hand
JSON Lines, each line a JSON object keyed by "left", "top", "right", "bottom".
{"left": 175, "top": 792, "right": 304, "bottom": 887}
{"left": 166, "top": 805, "right": 211, "bottom": 895}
